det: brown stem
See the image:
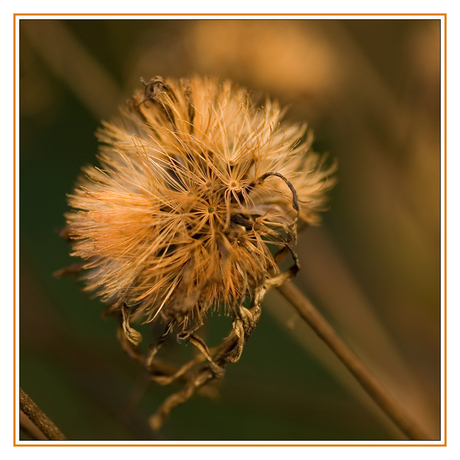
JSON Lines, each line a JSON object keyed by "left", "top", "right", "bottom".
{"left": 19, "top": 410, "right": 48, "bottom": 440}
{"left": 276, "top": 281, "right": 429, "bottom": 440}
{"left": 19, "top": 388, "right": 66, "bottom": 440}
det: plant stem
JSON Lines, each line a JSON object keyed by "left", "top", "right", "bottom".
{"left": 19, "top": 388, "right": 66, "bottom": 440}
{"left": 276, "top": 281, "right": 429, "bottom": 440}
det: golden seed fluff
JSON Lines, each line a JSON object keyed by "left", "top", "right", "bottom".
{"left": 65, "top": 75, "right": 336, "bottom": 334}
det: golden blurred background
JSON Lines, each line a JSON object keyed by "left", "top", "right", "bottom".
{"left": 19, "top": 18, "right": 441, "bottom": 441}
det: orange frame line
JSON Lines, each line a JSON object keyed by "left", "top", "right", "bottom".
{"left": 443, "top": 11, "right": 447, "bottom": 448}
{"left": 12, "top": 12, "right": 446, "bottom": 15}
{"left": 13, "top": 12, "right": 447, "bottom": 447}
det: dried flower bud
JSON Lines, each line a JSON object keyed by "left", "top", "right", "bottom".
{"left": 60, "top": 75, "right": 336, "bottom": 427}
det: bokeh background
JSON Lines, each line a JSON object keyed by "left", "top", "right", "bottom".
{"left": 19, "top": 18, "right": 441, "bottom": 441}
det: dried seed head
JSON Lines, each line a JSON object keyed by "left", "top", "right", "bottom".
{"left": 65, "top": 75, "right": 336, "bottom": 336}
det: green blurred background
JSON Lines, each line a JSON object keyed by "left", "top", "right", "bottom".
{"left": 19, "top": 18, "right": 441, "bottom": 441}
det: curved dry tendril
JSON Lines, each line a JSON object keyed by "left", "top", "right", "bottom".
{"left": 255, "top": 171, "right": 300, "bottom": 213}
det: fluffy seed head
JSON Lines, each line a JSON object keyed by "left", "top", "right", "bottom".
{"left": 66, "top": 76, "right": 336, "bottom": 331}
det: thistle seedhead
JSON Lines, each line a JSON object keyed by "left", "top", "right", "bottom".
{"left": 64, "top": 76, "right": 336, "bottom": 339}
{"left": 60, "top": 75, "right": 337, "bottom": 428}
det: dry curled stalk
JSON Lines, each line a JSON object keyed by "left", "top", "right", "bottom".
{"left": 56, "top": 76, "right": 336, "bottom": 429}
